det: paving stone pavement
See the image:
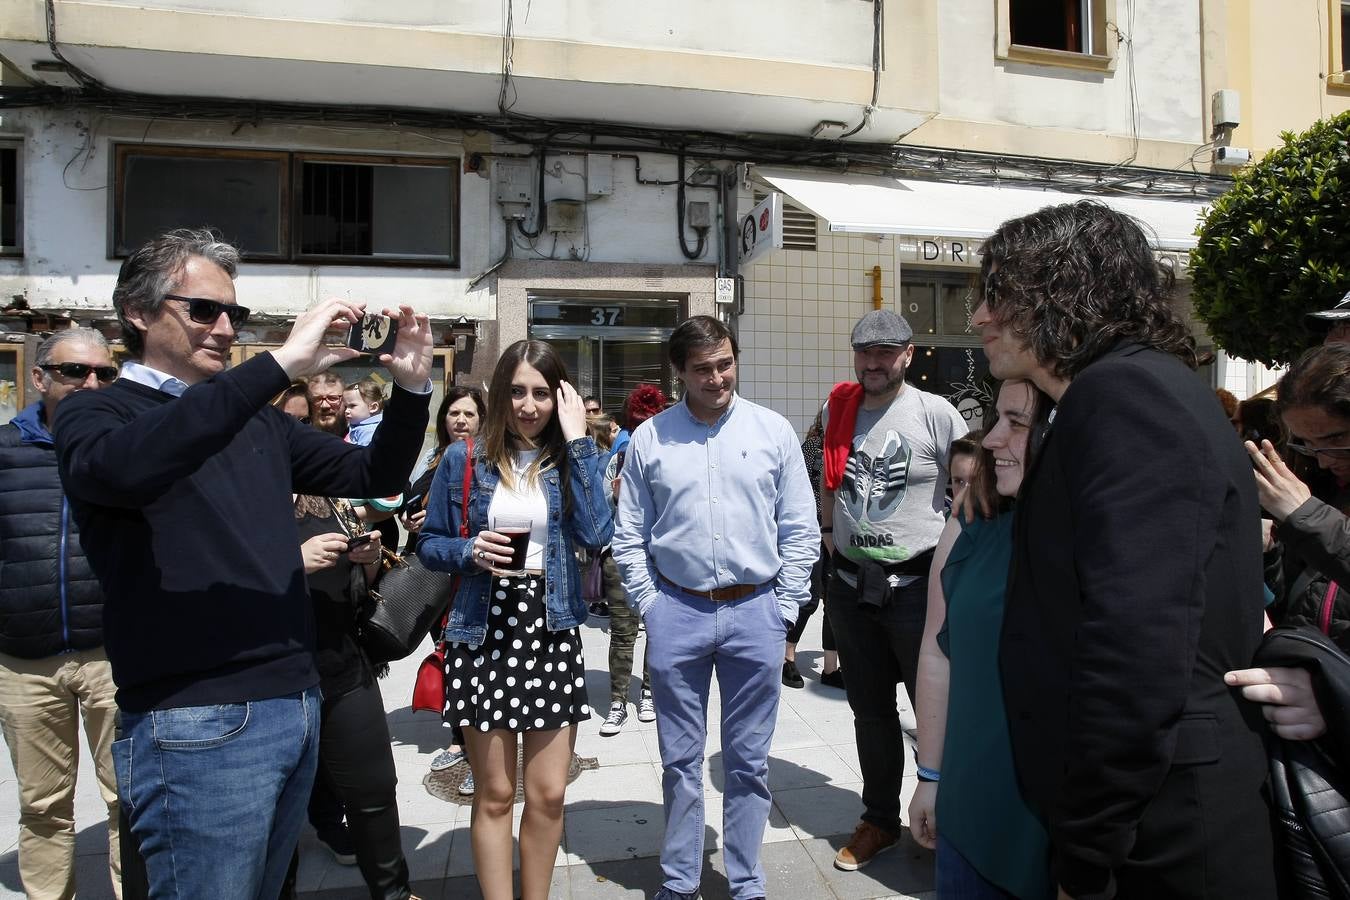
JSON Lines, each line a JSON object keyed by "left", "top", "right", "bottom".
{"left": 0, "top": 609, "right": 932, "bottom": 899}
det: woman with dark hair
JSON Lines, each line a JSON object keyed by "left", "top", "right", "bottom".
{"left": 273, "top": 381, "right": 313, "bottom": 422}
{"left": 1249, "top": 344, "right": 1350, "bottom": 646}
{"left": 597, "top": 383, "right": 666, "bottom": 734}
{"left": 288, "top": 487, "right": 418, "bottom": 898}
{"left": 406, "top": 385, "right": 488, "bottom": 792}
{"left": 910, "top": 380, "right": 1055, "bottom": 899}
{"left": 418, "top": 340, "right": 612, "bottom": 900}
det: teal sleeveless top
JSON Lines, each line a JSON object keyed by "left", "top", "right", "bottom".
{"left": 936, "top": 513, "right": 1053, "bottom": 900}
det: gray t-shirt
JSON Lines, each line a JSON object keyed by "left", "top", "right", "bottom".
{"left": 827, "top": 386, "right": 968, "bottom": 565}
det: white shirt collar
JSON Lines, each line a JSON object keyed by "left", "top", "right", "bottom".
{"left": 118, "top": 360, "right": 190, "bottom": 398}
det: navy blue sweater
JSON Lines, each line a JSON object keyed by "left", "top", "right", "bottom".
{"left": 55, "top": 354, "right": 429, "bottom": 711}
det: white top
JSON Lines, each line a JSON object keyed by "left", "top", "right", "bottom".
{"left": 487, "top": 449, "right": 548, "bottom": 571}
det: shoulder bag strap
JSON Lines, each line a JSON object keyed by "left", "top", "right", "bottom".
{"left": 1321, "top": 580, "right": 1340, "bottom": 636}
{"left": 437, "top": 437, "right": 475, "bottom": 641}
{"left": 459, "top": 437, "right": 474, "bottom": 538}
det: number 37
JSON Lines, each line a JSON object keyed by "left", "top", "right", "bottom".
{"left": 590, "top": 307, "right": 621, "bottom": 326}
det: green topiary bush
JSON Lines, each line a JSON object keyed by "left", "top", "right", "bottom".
{"left": 1190, "top": 111, "right": 1350, "bottom": 367}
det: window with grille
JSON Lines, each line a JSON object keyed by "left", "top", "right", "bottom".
{"left": 114, "top": 145, "right": 458, "bottom": 265}
{"left": 754, "top": 191, "right": 818, "bottom": 251}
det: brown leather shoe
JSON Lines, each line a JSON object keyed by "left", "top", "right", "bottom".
{"left": 834, "top": 821, "right": 900, "bottom": 871}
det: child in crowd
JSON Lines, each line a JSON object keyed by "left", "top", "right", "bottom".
{"left": 344, "top": 379, "right": 386, "bottom": 446}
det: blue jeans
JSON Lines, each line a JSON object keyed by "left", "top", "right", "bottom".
{"left": 937, "top": 835, "right": 1018, "bottom": 899}
{"left": 112, "top": 687, "right": 321, "bottom": 899}
{"left": 646, "top": 583, "right": 785, "bottom": 900}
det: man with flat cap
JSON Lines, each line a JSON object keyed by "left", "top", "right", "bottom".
{"left": 819, "top": 308, "right": 968, "bottom": 871}
{"left": 1308, "top": 289, "right": 1350, "bottom": 345}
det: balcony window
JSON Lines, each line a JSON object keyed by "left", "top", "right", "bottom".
{"left": 114, "top": 145, "right": 458, "bottom": 266}
{"left": 996, "top": 0, "right": 1117, "bottom": 71}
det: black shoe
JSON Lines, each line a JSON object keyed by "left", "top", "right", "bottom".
{"left": 315, "top": 825, "right": 358, "bottom": 866}
{"left": 782, "top": 659, "right": 804, "bottom": 689}
{"left": 820, "top": 668, "right": 845, "bottom": 690}
{"left": 589, "top": 601, "right": 611, "bottom": 618}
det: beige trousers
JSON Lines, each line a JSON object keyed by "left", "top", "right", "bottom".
{"left": 0, "top": 646, "right": 121, "bottom": 900}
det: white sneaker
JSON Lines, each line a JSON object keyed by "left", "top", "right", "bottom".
{"left": 429, "top": 748, "right": 465, "bottom": 772}
{"left": 458, "top": 769, "right": 475, "bottom": 796}
{"left": 637, "top": 690, "right": 656, "bottom": 723}
{"left": 599, "top": 701, "right": 629, "bottom": 736}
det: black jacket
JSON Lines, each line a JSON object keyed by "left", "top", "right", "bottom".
{"left": 1253, "top": 626, "right": 1350, "bottom": 900}
{"left": 0, "top": 403, "right": 104, "bottom": 659}
{"left": 1001, "top": 343, "right": 1278, "bottom": 899}
{"left": 55, "top": 354, "right": 428, "bottom": 712}
{"left": 1270, "top": 492, "right": 1350, "bottom": 648}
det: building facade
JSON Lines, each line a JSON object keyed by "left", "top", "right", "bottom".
{"left": 0, "top": 0, "right": 1236, "bottom": 431}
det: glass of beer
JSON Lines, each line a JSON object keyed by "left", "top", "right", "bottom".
{"left": 493, "top": 515, "right": 532, "bottom": 576}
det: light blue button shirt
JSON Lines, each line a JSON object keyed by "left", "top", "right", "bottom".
{"left": 118, "top": 361, "right": 189, "bottom": 397}
{"left": 612, "top": 395, "right": 820, "bottom": 623}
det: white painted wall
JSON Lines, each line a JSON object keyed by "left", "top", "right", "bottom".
{"left": 0, "top": 110, "right": 719, "bottom": 317}
{"left": 938, "top": 0, "right": 1204, "bottom": 143}
{"left": 79, "top": 0, "right": 876, "bottom": 67}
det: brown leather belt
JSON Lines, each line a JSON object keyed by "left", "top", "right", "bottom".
{"left": 659, "top": 574, "right": 768, "bottom": 603}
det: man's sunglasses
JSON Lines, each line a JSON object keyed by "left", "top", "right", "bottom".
{"left": 41, "top": 363, "right": 118, "bottom": 383}
{"left": 163, "top": 294, "right": 251, "bottom": 329}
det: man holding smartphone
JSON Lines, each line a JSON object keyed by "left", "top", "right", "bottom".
{"left": 56, "top": 228, "right": 433, "bottom": 900}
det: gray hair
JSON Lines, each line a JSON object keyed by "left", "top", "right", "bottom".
{"left": 35, "top": 327, "right": 111, "bottom": 370}
{"left": 113, "top": 228, "right": 240, "bottom": 358}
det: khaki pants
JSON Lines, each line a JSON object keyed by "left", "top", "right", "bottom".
{"left": 0, "top": 647, "right": 121, "bottom": 900}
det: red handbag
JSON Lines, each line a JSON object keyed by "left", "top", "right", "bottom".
{"left": 411, "top": 439, "right": 473, "bottom": 714}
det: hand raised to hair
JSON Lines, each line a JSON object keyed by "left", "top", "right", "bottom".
{"left": 1245, "top": 439, "right": 1311, "bottom": 523}
{"left": 556, "top": 380, "right": 588, "bottom": 442}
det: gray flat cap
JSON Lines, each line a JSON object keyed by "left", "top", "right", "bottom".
{"left": 851, "top": 309, "right": 914, "bottom": 349}
{"left": 1308, "top": 290, "right": 1350, "bottom": 323}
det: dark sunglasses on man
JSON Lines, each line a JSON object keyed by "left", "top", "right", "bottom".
{"left": 40, "top": 363, "right": 118, "bottom": 383}
{"left": 163, "top": 294, "right": 251, "bottom": 329}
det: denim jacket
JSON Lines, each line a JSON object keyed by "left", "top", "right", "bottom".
{"left": 417, "top": 436, "right": 614, "bottom": 643}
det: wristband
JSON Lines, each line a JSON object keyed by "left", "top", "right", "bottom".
{"left": 821, "top": 526, "right": 833, "bottom": 533}
{"left": 916, "top": 765, "right": 940, "bottom": 783}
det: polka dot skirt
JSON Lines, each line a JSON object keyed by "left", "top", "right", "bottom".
{"left": 443, "top": 574, "right": 591, "bottom": 733}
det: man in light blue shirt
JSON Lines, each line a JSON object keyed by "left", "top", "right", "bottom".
{"left": 613, "top": 315, "right": 818, "bottom": 900}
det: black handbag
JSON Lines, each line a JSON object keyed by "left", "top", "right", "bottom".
{"left": 358, "top": 440, "right": 472, "bottom": 664}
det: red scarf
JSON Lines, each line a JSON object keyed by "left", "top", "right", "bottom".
{"left": 823, "top": 382, "right": 863, "bottom": 491}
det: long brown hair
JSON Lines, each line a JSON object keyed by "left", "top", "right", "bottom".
{"left": 969, "top": 379, "right": 1055, "bottom": 515}
{"left": 481, "top": 340, "right": 572, "bottom": 494}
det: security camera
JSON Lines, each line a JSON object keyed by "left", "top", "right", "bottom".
{"left": 1214, "top": 146, "right": 1251, "bottom": 167}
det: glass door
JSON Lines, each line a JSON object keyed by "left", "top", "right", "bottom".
{"left": 529, "top": 295, "right": 682, "bottom": 415}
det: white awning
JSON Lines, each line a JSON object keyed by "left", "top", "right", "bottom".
{"left": 756, "top": 168, "right": 1209, "bottom": 252}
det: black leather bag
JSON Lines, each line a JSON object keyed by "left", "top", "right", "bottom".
{"left": 1254, "top": 626, "right": 1350, "bottom": 899}
{"left": 359, "top": 552, "right": 457, "bottom": 664}
{"left": 358, "top": 440, "right": 472, "bottom": 664}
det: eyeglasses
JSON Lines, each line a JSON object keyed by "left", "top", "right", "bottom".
{"left": 1288, "top": 442, "right": 1350, "bottom": 461}
{"left": 163, "top": 294, "right": 251, "bottom": 329}
{"left": 40, "top": 362, "right": 118, "bottom": 383}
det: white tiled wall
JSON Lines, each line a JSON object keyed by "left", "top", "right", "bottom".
{"left": 737, "top": 231, "right": 896, "bottom": 436}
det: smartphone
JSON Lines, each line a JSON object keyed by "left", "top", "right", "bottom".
{"left": 403, "top": 495, "right": 424, "bottom": 517}
{"left": 345, "top": 533, "right": 375, "bottom": 551}
{"left": 346, "top": 313, "right": 399, "bottom": 356}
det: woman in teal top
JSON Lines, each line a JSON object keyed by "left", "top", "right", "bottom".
{"left": 909, "top": 380, "right": 1055, "bottom": 899}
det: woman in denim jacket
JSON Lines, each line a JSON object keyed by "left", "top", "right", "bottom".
{"left": 418, "top": 340, "right": 612, "bottom": 900}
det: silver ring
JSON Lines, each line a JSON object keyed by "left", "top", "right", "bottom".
{"left": 477, "top": 549, "right": 485, "bottom": 559}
